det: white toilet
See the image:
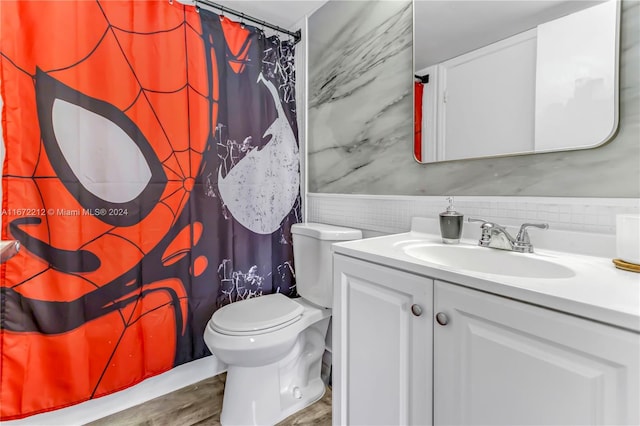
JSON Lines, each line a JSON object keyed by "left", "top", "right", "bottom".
{"left": 204, "top": 223, "right": 362, "bottom": 425}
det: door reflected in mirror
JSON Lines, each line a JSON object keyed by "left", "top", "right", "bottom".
{"left": 414, "top": 0, "right": 619, "bottom": 163}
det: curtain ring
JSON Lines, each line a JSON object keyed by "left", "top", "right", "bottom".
{"left": 168, "top": 0, "right": 173, "bottom": 4}
{"left": 240, "top": 13, "right": 245, "bottom": 29}
{"left": 219, "top": 6, "right": 225, "bottom": 20}
{"left": 195, "top": 3, "right": 200, "bottom": 13}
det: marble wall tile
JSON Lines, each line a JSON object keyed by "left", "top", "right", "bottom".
{"left": 307, "top": 0, "right": 413, "bottom": 192}
{"left": 307, "top": 0, "right": 640, "bottom": 198}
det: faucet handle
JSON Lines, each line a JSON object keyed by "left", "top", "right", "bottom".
{"left": 468, "top": 218, "right": 494, "bottom": 245}
{"left": 468, "top": 217, "right": 488, "bottom": 225}
{"left": 468, "top": 217, "right": 504, "bottom": 231}
{"left": 516, "top": 223, "right": 549, "bottom": 243}
{"left": 514, "top": 223, "right": 549, "bottom": 252}
{"left": 468, "top": 217, "right": 494, "bottom": 230}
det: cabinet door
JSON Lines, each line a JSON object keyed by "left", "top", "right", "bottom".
{"left": 333, "top": 255, "right": 433, "bottom": 426}
{"left": 434, "top": 281, "right": 640, "bottom": 426}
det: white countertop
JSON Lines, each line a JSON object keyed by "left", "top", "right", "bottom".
{"left": 332, "top": 221, "right": 640, "bottom": 333}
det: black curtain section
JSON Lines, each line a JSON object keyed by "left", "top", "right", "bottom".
{"left": 185, "top": 11, "right": 302, "bottom": 361}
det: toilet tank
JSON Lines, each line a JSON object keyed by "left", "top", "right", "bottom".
{"left": 291, "top": 223, "right": 362, "bottom": 308}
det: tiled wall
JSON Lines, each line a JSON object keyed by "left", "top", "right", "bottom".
{"left": 307, "top": 0, "right": 413, "bottom": 193}
{"left": 307, "top": 194, "right": 640, "bottom": 236}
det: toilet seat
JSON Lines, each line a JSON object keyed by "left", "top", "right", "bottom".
{"left": 211, "top": 293, "right": 304, "bottom": 336}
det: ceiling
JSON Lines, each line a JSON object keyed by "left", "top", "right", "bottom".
{"left": 178, "top": 0, "right": 328, "bottom": 31}
{"left": 415, "top": 0, "right": 604, "bottom": 70}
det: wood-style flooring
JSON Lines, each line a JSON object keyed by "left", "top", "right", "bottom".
{"left": 86, "top": 374, "right": 332, "bottom": 426}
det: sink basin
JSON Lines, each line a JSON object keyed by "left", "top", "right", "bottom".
{"left": 403, "top": 243, "right": 575, "bottom": 279}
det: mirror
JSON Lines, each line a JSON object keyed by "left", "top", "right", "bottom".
{"left": 413, "top": 0, "right": 620, "bottom": 163}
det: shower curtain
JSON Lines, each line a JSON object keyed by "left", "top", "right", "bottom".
{"left": 0, "top": 0, "right": 300, "bottom": 420}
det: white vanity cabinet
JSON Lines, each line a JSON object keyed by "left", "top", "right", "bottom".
{"left": 435, "top": 281, "right": 640, "bottom": 425}
{"left": 332, "top": 254, "right": 433, "bottom": 426}
{"left": 333, "top": 254, "right": 640, "bottom": 425}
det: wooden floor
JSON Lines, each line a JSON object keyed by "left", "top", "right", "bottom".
{"left": 86, "top": 374, "right": 332, "bottom": 426}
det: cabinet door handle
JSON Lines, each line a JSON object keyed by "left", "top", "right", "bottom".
{"left": 411, "top": 304, "right": 423, "bottom": 317}
{"left": 436, "top": 312, "right": 449, "bottom": 326}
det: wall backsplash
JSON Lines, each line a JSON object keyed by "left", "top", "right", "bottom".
{"left": 307, "top": 0, "right": 639, "bottom": 198}
{"left": 307, "top": 193, "right": 639, "bottom": 235}
{"left": 306, "top": 193, "right": 640, "bottom": 257}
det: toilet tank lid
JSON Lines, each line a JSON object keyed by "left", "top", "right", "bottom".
{"left": 291, "top": 223, "right": 362, "bottom": 241}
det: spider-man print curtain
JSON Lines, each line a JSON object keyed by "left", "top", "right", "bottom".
{"left": 0, "top": 1, "right": 300, "bottom": 420}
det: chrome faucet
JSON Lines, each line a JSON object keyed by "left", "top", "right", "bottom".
{"left": 468, "top": 218, "right": 548, "bottom": 253}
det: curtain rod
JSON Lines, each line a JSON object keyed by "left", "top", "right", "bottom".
{"left": 192, "top": 0, "right": 302, "bottom": 44}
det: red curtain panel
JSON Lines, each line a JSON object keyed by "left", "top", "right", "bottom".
{"left": 414, "top": 81, "right": 424, "bottom": 162}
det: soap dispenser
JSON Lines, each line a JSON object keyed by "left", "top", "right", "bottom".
{"left": 439, "top": 197, "right": 463, "bottom": 244}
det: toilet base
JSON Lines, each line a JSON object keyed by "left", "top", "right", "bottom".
{"left": 219, "top": 318, "right": 330, "bottom": 425}
{"left": 278, "top": 377, "right": 326, "bottom": 422}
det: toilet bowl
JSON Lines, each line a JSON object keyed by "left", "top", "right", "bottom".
{"left": 205, "top": 294, "right": 331, "bottom": 425}
{"left": 204, "top": 223, "right": 362, "bottom": 425}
